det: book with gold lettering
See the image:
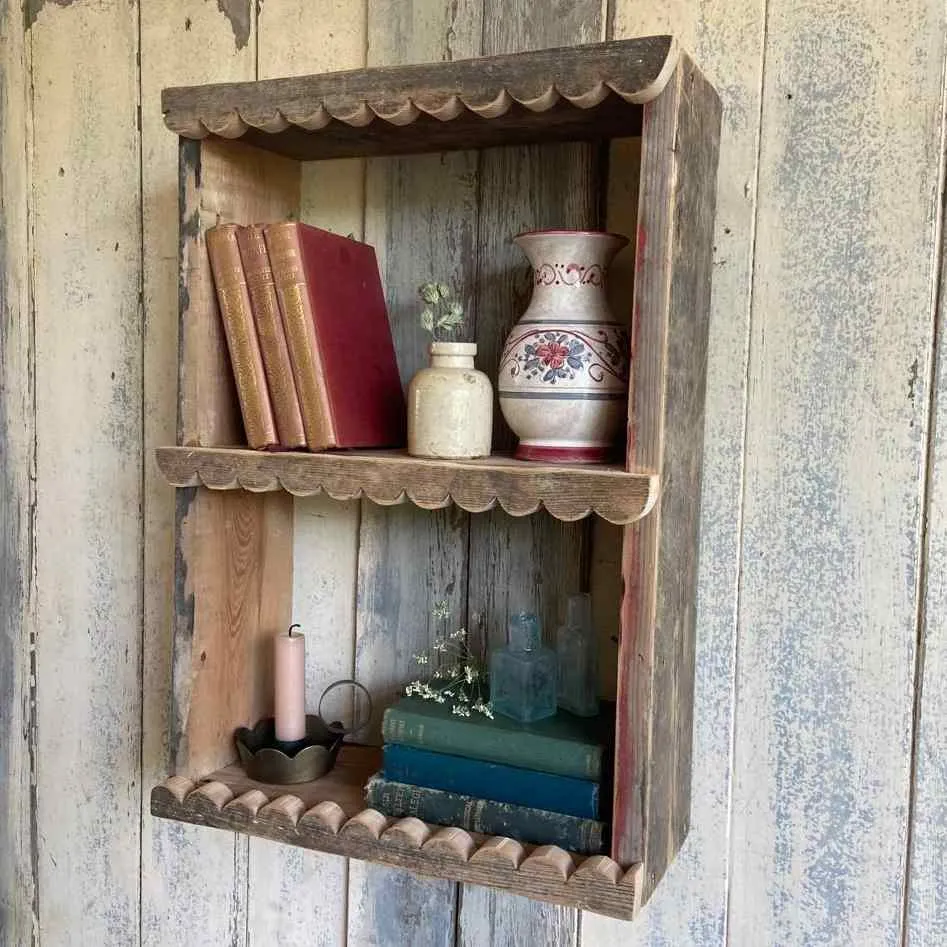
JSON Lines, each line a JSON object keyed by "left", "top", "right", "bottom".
{"left": 264, "top": 222, "right": 405, "bottom": 450}
{"left": 205, "top": 224, "right": 279, "bottom": 450}
{"left": 235, "top": 225, "right": 307, "bottom": 449}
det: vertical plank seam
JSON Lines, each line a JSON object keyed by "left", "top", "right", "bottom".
{"left": 135, "top": 0, "right": 146, "bottom": 942}
{"left": 723, "top": 0, "right": 771, "bottom": 942}
{"left": 244, "top": 10, "right": 262, "bottom": 947}
{"left": 24, "top": 16, "right": 40, "bottom": 944}
{"left": 344, "top": 9, "right": 369, "bottom": 945}
{"left": 455, "top": 8, "right": 489, "bottom": 943}
{"left": 899, "top": 38, "right": 947, "bottom": 947}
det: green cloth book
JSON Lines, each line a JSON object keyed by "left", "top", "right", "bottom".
{"left": 381, "top": 696, "right": 609, "bottom": 781}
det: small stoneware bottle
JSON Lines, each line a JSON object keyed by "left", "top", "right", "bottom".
{"left": 407, "top": 341, "right": 493, "bottom": 459}
{"left": 555, "top": 593, "right": 599, "bottom": 717}
{"left": 490, "top": 612, "right": 557, "bottom": 723}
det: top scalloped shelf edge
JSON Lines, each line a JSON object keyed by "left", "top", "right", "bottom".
{"left": 161, "top": 36, "right": 678, "bottom": 152}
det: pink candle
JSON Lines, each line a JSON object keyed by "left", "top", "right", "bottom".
{"left": 274, "top": 625, "right": 306, "bottom": 742}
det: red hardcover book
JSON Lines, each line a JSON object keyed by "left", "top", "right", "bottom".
{"left": 264, "top": 222, "right": 405, "bottom": 450}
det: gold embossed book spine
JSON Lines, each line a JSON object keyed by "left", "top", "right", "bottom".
{"left": 236, "top": 225, "right": 307, "bottom": 449}
{"left": 205, "top": 224, "right": 279, "bottom": 450}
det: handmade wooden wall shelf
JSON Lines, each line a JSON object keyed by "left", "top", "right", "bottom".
{"left": 152, "top": 35, "right": 721, "bottom": 921}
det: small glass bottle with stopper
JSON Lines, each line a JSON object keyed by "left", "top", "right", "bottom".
{"left": 489, "top": 611, "right": 557, "bottom": 723}
{"left": 555, "top": 593, "right": 599, "bottom": 717}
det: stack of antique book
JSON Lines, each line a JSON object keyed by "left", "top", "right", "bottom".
{"left": 368, "top": 696, "right": 612, "bottom": 854}
{"left": 206, "top": 222, "right": 405, "bottom": 451}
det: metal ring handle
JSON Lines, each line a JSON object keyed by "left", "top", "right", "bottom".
{"left": 318, "top": 679, "right": 373, "bottom": 735}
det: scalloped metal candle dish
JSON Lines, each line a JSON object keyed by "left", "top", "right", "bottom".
{"left": 235, "top": 714, "right": 345, "bottom": 784}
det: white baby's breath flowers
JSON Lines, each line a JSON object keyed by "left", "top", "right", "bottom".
{"left": 400, "top": 601, "right": 492, "bottom": 718}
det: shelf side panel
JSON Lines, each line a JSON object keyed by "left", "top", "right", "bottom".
{"left": 177, "top": 136, "right": 300, "bottom": 448}
{"left": 171, "top": 488, "right": 293, "bottom": 776}
{"left": 613, "top": 53, "right": 722, "bottom": 902}
{"left": 172, "top": 137, "right": 300, "bottom": 776}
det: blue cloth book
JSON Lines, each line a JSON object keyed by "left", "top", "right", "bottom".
{"left": 365, "top": 773, "right": 606, "bottom": 855}
{"left": 383, "top": 744, "right": 600, "bottom": 819}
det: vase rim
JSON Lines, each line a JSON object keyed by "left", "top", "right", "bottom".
{"left": 514, "top": 228, "right": 629, "bottom": 246}
{"left": 430, "top": 340, "right": 477, "bottom": 355}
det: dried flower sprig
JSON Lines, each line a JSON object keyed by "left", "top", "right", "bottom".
{"left": 405, "top": 600, "right": 492, "bottom": 718}
{"left": 418, "top": 282, "right": 465, "bottom": 341}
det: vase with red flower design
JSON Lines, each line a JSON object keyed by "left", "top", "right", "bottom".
{"left": 497, "top": 229, "right": 630, "bottom": 463}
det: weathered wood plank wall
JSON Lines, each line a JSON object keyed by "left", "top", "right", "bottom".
{"left": 727, "top": 2, "right": 946, "bottom": 944}
{"left": 139, "top": 5, "right": 256, "bottom": 946}
{"left": 0, "top": 3, "right": 36, "bottom": 944}
{"left": 30, "top": 3, "right": 143, "bottom": 944}
{"left": 3, "top": 0, "right": 947, "bottom": 945}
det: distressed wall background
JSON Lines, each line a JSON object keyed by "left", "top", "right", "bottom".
{"left": 1, "top": 1, "right": 946, "bottom": 945}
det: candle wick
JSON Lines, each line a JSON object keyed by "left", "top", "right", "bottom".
{"left": 288, "top": 623, "right": 302, "bottom": 638}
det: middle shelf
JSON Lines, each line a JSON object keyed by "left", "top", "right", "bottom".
{"left": 156, "top": 445, "right": 658, "bottom": 524}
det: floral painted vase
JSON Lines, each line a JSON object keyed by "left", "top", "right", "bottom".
{"left": 497, "top": 230, "right": 630, "bottom": 463}
{"left": 408, "top": 341, "right": 493, "bottom": 459}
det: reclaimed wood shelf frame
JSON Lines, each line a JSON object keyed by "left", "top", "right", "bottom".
{"left": 152, "top": 35, "right": 721, "bottom": 920}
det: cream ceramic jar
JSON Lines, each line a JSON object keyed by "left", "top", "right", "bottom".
{"left": 407, "top": 341, "right": 493, "bottom": 459}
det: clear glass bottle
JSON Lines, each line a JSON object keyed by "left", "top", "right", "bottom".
{"left": 489, "top": 612, "right": 557, "bottom": 723}
{"left": 556, "top": 593, "right": 599, "bottom": 717}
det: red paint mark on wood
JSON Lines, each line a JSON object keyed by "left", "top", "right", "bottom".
{"left": 636, "top": 224, "right": 647, "bottom": 273}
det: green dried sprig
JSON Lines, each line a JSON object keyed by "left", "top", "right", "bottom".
{"left": 418, "top": 282, "right": 465, "bottom": 340}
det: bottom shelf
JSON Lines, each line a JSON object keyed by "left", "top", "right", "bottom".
{"left": 151, "top": 745, "right": 640, "bottom": 919}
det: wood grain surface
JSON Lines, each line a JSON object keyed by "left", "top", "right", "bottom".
{"left": 171, "top": 139, "right": 298, "bottom": 781}
{"left": 248, "top": 5, "right": 366, "bottom": 943}
{"left": 30, "top": 2, "right": 143, "bottom": 942}
{"left": 139, "top": 7, "right": 259, "bottom": 944}
{"left": 345, "top": 4, "right": 480, "bottom": 943}
{"left": 728, "top": 1, "right": 947, "bottom": 944}
{"left": 585, "top": 1, "right": 766, "bottom": 943}
{"left": 459, "top": 5, "right": 609, "bottom": 945}
{"left": 909, "top": 180, "right": 947, "bottom": 946}
{"left": 0, "top": 3, "right": 35, "bottom": 943}
{"left": 150, "top": 744, "right": 639, "bottom": 921}
{"left": 11, "top": 1, "right": 947, "bottom": 945}
{"left": 155, "top": 446, "right": 657, "bottom": 525}
{"left": 612, "top": 53, "right": 720, "bottom": 906}
{"left": 161, "top": 37, "right": 673, "bottom": 159}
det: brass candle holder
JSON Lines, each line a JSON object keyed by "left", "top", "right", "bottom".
{"left": 234, "top": 679, "right": 372, "bottom": 785}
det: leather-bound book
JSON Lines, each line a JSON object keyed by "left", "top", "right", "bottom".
{"left": 264, "top": 222, "right": 406, "bottom": 450}
{"left": 236, "top": 225, "right": 307, "bottom": 449}
{"left": 205, "top": 224, "right": 279, "bottom": 450}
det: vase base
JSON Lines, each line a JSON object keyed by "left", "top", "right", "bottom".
{"left": 514, "top": 443, "right": 614, "bottom": 464}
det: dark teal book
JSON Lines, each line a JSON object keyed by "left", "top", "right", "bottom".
{"left": 381, "top": 696, "right": 609, "bottom": 781}
{"left": 383, "top": 744, "right": 599, "bottom": 818}
{"left": 365, "top": 773, "right": 606, "bottom": 855}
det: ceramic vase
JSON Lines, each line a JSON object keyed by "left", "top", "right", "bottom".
{"left": 497, "top": 230, "right": 630, "bottom": 463}
{"left": 407, "top": 341, "right": 493, "bottom": 459}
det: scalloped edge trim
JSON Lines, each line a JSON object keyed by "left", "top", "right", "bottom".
{"left": 163, "top": 38, "right": 680, "bottom": 142}
{"left": 155, "top": 448, "right": 660, "bottom": 526}
{"left": 151, "top": 776, "right": 639, "bottom": 919}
